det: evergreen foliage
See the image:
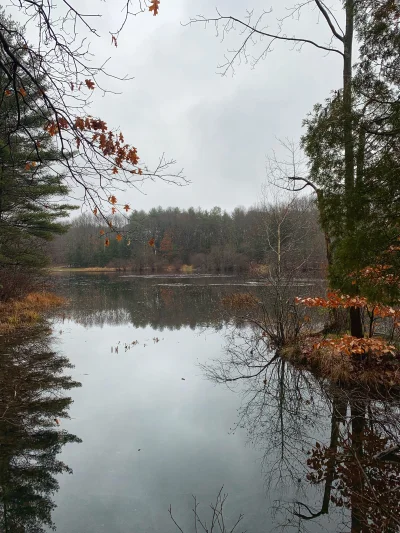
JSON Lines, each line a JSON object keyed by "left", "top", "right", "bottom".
{"left": 0, "top": 13, "right": 76, "bottom": 290}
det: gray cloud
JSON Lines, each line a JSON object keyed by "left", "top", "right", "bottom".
{"left": 10, "top": 0, "right": 345, "bottom": 211}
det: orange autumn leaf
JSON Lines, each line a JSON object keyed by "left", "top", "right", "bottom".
{"left": 149, "top": 0, "right": 160, "bottom": 16}
{"left": 25, "top": 162, "right": 31, "bottom": 170}
{"left": 116, "top": 234, "right": 123, "bottom": 242}
{"left": 109, "top": 195, "right": 117, "bottom": 205}
{"left": 4, "top": 89, "right": 12, "bottom": 97}
{"left": 45, "top": 121, "right": 59, "bottom": 136}
{"left": 105, "top": 238, "right": 110, "bottom": 247}
{"left": 75, "top": 117, "right": 85, "bottom": 130}
{"left": 18, "top": 87, "right": 27, "bottom": 97}
{"left": 295, "top": 291, "right": 368, "bottom": 310}
{"left": 148, "top": 238, "right": 155, "bottom": 247}
{"left": 108, "top": 220, "right": 113, "bottom": 228}
{"left": 99, "top": 230, "right": 105, "bottom": 236}
{"left": 314, "top": 335, "right": 396, "bottom": 357}
{"left": 123, "top": 204, "right": 130, "bottom": 212}
{"left": 93, "top": 207, "right": 98, "bottom": 216}
{"left": 85, "top": 79, "right": 95, "bottom": 90}
{"left": 112, "top": 207, "right": 117, "bottom": 214}
{"left": 69, "top": 116, "right": 140, "bottom": 170}
{"left": 58, "top": 117, "right": 69, "bottom": 129}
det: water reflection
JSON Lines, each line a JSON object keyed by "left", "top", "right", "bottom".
{"left": 0, "top": 329, "right": 82, "bottom": 532}
{"left": 204, "top": 328, "right": 400, "bottom": 532}
{"left": 52, "top": 274, "right": 243, "bottom": 330}
{"left": 295, "top": 391, "right": 400, "bottom": 533}
{"left": 29, "top": 274, "right": 399, "bottom": 532}
{"left": 52, "top": 273, "right": 320, "bottom": 332}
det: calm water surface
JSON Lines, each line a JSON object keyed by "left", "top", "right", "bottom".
{"left": 1, "top": 274, "right": 399, "bottom": 533}
{"left": 50, "top": 275, "right": 278, "bottom": 533}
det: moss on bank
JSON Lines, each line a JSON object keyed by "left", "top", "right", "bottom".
{"left": 0, "top": 292, "right": 66, "bottom": 334}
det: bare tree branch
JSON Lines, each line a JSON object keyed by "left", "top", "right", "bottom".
{"left": 314, "top": 0, "right": 344, "bottom": 42}
{"left": 184, "top": 6, "right": 343, "bottom": 77}
{"left": 0, "top": 0, "right": 184, "bottom": 221}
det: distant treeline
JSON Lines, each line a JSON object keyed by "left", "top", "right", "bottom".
{"left": 49, "top": 197, "right": 327, "bottom": 274}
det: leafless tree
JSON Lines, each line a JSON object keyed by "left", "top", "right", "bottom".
{"left": 225, "top": 188, "right": 325, "bottom": 347}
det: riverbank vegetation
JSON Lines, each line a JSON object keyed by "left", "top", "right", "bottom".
{"left": 204, "top": 0, "right": 400, "bottom": 393}
{"left": 0, "top": 292, "right": 66, "bottom": 333}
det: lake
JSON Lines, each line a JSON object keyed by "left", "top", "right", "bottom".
{"left": 0, "top": 274, "right": 399, "bottom": 533}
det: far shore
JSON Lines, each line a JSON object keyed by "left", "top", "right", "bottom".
{"left": 49, "top": 267, "right": 120, "bottom": 273}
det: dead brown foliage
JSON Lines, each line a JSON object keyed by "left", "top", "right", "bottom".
{"left": 0, "top": 292, "right": 66, "bottom": 333}
{"left": 283, "top": 334, "right": 400, "bottom": 390}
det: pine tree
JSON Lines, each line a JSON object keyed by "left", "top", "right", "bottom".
{"left": 298, "top": 1, "right": 400, "bottom": 319}
{"left": 0, "top": 13, "right": 76, "bottom": 279}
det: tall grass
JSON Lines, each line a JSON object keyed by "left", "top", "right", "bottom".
{"left": 0, "top": 292, "right": 66, "bottom": 333}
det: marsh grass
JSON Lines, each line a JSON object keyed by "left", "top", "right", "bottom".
{"left": 0, "top": 292, "right": 66, "bottom": 333}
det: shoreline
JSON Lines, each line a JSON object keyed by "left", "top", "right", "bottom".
{"left": 0, "top": 292, "right": 66, "bottom": 335}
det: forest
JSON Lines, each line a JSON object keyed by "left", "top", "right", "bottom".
{"left": 0, "top": 0, "right": 399, "bottom": 337}
{"left": 0, "top": 1, "right": 398, "bottom": 337}
{"left": 48, "top": 199, "right": 327, "bottom": 274}
{"left": 1, "top": 1, "right": 400, "bottom": 532}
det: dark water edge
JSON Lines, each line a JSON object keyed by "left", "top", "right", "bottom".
{"left": 0, "top": 274, "right": 398, "bottom": 533}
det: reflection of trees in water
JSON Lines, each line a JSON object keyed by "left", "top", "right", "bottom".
{"left": 295, "top": 393, "right": 400, "bottom": 533}
{"left": 55, "top": 276, "right": 248, "bottom": 330}
{"left": 204, "top": 329, "right": 330, "bottom": 493}
{"left": 54, "top": 274, "right": 320, "bottom": 331}
{"left": 203, "top": 328, "right": 400, "bottom": 532}
{"left": 0, "top": 330, "right": 82, "bottom": 532}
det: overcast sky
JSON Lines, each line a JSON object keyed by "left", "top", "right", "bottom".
{"left": 13, "top": 0, "right": 345, "bottom": 212}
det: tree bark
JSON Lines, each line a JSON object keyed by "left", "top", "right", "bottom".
{"left": 343, "top": 2, "right": 364, "bottom": 339}
{"left": 350, "top": 306, "right": 363, "bottom": 338}
{"left": 343, "top": 0, "right": 355, "bottom": 231}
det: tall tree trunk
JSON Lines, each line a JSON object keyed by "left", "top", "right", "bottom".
{"left": 343, "top": 0, "right": 355, "bottom": 219}
{"left": 344, "top": 1, "right": 363, "bottom": 338}
{"left": 350, "top": 306, "right": 363, "bottom": 338}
